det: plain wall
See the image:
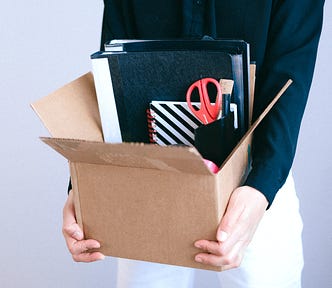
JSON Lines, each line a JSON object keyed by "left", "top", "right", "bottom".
{"left": 0, "top": 1, "right": 330, "bottom": 287}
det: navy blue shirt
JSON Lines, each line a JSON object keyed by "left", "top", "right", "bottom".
{"left": 99, "top": 0, "right": 324, "bottom": 206}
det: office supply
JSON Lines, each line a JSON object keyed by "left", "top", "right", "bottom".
{"left": 186, "top": 78, "right": 222, "bottom": 125}
{"left": 219, "top": 79, "right": 234, "bottom": 118}
{"left": 222, "top": 94, "right": 231, "bottom": 116}
{"left": 192, "top": 79, "right": 237, "bottom": 165}
{"left": 219, "top": 79, "right": 234, "bottom": 94}
{"left": 203, "top": 159, "right": 219, "bottom": 174}
{"left": 92, "top": 50, "right": 234, "bottom": 143}
{"left": 105, "top": 38, "right": 250, "bottom": 131}
{"left": 91, "top": 38, "right": 250, "bottom": 143}
{"left": 147, "top": 101, "right": 201, "bottom": 146}
{"left": 230, "top": 103, "right": 238, "bottom": 129}
{"left": 194, "top": 111, "right": 236, "bottom": 166}
{"left": 147, "top": 100, "right": 238, "bottom": 147}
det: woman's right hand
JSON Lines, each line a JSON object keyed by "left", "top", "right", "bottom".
{"left": 62, "top": 190, "right": 105, "bottom": 262}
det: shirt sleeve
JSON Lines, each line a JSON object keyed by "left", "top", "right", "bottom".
{"left": 244, "top": 0, "right": 325, "bottom": 207}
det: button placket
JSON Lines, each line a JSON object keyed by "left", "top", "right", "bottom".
{"left": 190, "top": 0, "right": 205, "bottom": 37}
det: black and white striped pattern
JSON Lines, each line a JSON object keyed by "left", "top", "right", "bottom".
{"left": 148, "top": 101, "right": 202, "bottom": 146}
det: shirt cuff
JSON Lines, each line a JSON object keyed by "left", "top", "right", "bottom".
{"left": 244, "top": 164, "right": 286, "bottom": 209}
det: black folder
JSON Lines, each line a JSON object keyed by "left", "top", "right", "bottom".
{"left": 91, "top": 39, "right": 250, "bottom": 143}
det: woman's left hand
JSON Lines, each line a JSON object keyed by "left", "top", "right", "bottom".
{"left": 194, "top": 186, "right": 268, "bottom": 270}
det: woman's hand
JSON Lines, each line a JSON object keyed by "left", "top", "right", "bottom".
{"left": 62, "top": 190, "right": 105, "bottom": 262}
{"left": 194, "top": 186, "right": 268, "bottom": 270}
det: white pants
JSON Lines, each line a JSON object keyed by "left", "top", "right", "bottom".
{"left": 116, "top": 173, "right": 304, "bottom": 288}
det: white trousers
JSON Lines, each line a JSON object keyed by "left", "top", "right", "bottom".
{"left": 116, "top": 173, "right": 304, "bottom": 288}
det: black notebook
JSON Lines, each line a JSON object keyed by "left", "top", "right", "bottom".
{"left": 91, "top": 39, "right": 250, "bottom": 143}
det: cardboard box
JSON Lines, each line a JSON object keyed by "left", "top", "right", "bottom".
{"left": 31, "top": 72, "right": 291, "bottom": 271}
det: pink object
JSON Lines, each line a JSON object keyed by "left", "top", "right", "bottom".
{"left": 203, "top": 159, "right": 219, "bottom": 174}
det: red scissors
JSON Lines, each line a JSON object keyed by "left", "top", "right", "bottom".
{"left": 186, "top": 77, "right": 222, "bottom": 124}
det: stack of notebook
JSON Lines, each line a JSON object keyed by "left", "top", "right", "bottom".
{"left": 90, "top": 38, "right": 251, "bottom": 145}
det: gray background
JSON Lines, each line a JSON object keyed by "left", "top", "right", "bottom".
{"left": 0, "top": 1, "right": 331, "bottom": 287}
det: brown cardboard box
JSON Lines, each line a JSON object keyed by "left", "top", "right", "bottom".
{"left": 31, "top": 72, "right": 291, "bottom": 271}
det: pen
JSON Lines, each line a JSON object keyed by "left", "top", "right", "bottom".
{"left": 222, "top": 93, "right": 231, "bottom": 116}
{"left": 219, "top": 79, "right": 234, "bottom": 118}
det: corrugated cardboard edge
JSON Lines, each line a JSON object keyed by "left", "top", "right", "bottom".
{"left": 39, "top": 138, "right": 212, "bottom": 175}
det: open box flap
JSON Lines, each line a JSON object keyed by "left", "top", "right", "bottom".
{"left": 31, "top": 73, "right": 103, "bottom": 142}
{"left": 40, "top": 137, "right": 213, "bottom": 175}
{"left": 31, "top": 65, "right": 257, "bottom": 144}
{"left": 39, "top": 79, "right": 292, "bottom": 175}
{"left": 220, "top": 79, "right": 293, "bottom": 170}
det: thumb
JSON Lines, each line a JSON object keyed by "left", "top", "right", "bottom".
{"left": 216, "top": 187, "right": 244, "bottom": 242}
{"left": 216, "top": 211, "right": 231, "bottom": 242}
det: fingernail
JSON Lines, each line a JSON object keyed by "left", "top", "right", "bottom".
{"left": 217, "top": 231, "right": 228, "bottom": 242}
{"left": 195, "top": 256, "right": 203, "bottom": 263}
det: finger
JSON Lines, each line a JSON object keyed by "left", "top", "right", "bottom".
{"left": 218, "top": 201, "right": 259, "bottom": 254}
{"left": 195, "top": 241, "right": 244, "bottom": 268}
{"left": 63, "top": 222, "right": 84, "bottom": 241}
{"left": 195, "top": 252, "right": 223, "bottom": 267}
{"left": 216, "top": 230, "right": 229, "bottom": 242}
{"left": 194, "top": 240, "right": 223, "bottom": 256}
{"left": 72, "top": 251, "right": 105, "bottom": 263}
{"left": 216, "top": 191, "right": 251, "bottom": 251}
{"left": 216, "top": 194, "right": 244, "bottom": 242}
{"left": 68, "top": 239, "right": 101, "bottom": 256}
{"left": 217, "top": 186, "right": 267, "bottom": 244}
{"left": 216, "top": 221, "right": 249, "bottom": 256}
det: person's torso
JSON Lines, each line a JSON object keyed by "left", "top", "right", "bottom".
{"left": 102, "top": 0, "right": 275, "bottom": 73}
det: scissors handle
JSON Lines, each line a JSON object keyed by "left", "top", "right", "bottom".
{"left": 186, "top": 78, "right": 222, "bottom": 124}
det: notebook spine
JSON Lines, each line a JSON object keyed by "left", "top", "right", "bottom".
{"left": 146, "top": 107, "right": 157, "bottom": 144}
